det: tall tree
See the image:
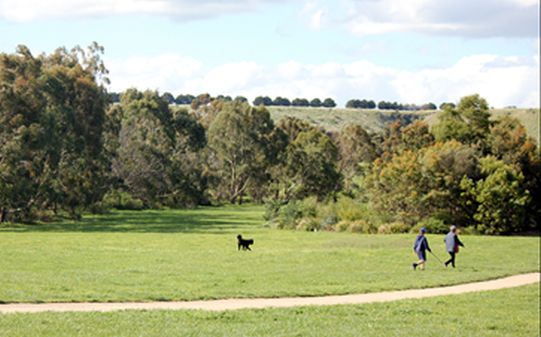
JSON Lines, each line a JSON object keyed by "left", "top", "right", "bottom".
{"left": 337, "top": 124, "right": 376, "bottom": 191}
{"left": 460, "top": 157, "right": 530, "bottom": 234}
{"left": 322, "top": 98, "right": 336, "bottom": 108}
{"left": 112, "top": 89, "right": 207, "bottom": 207}
{"left": 206, "top": 102, "right": 274, "bottom": 203}
{"left": 0, "top": 44, "right": 110, "bottom": 220}
{"left": 432, "top": 94, "right": 492, "bottom": 152}
{"left": 271, "top": 118, "right": 340, "bottom": 201}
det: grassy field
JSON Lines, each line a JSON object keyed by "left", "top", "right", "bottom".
{"left": 0, "top": 205, "right": 538, "bottom": 303}
{"left": 267, "top": 106, "right": 431, "bottom": 133}
{"left": 267, "top": 106, "right": 540, "bottom": 142}
{"left": 0, "top": 284, "right": 538, "bottom": 336}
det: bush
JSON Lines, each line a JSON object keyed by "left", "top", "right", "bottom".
{"left": 319, "top": 215, "right": 339, "bottom": 230}
{"left": 378, "top": 222, "right": 410, "bottom": 234}
{"left": 275, "top": 201, "right": 304, "bottom": 229}
{"left": 263, "top": 200, "right": 284, "bottom": 221}
{"left": 334, "top": 220, "right": 377, "bottom": 233}
{"left": 410, "top": 217, "right": 449, "bottom": 234}
{"left": 349, "top": 220, "right": 376, "bottom": 233}
{"left": 334, "top": 221, "right": 351, "bottom": 232}
{"left": 335, "top": 197, "right": 365, "bottom": 221}
{"left": 300, "top": 197, "right": 318, "bottom": 218}
{"left": 296, "top": 217, "right": 321, "bottom": 231}
{"left": 355, "top": 220, "right": 378, "bottom": 233}
{"left": 102, "top": 190, "right": 144, "bottom": 210}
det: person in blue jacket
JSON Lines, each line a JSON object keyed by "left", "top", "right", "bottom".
{"left": 444, "top": 225, "right": 464, "bottom": 268}
{"left": 412, "top": 227, "right": 431, "bottom": 270}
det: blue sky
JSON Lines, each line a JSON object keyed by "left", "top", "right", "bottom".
{"left": 0, "top": 0, "right": 539, "bottom": 107}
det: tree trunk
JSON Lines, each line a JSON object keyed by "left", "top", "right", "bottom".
{"left": 0, "top": 208, "right": 6, "bottom": 223}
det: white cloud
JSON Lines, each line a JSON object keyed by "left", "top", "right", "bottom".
{"left": 0, "top": 0, "right": 284, "bottom": 22}
{"left": 108, "top": 53, "right": 202, "bottom": 93}
{"left": 300, "top": 0, "right": 328, "bottom": 30}
{"left": 107, "top": 53, "right": 540, "bottom": 108}
{"left": 334, "top": 0, "right": 540, "bottom": 38}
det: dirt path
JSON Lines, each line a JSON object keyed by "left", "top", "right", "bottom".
{"left": 1, "top": 273, "right": 538, "bottom": 314}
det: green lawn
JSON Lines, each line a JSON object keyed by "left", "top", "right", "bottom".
{"left": 0, "top": 284, "right": 538, "bottom": 337}
{"left": 0, "top": 205, "right": 539, "bottom": 303}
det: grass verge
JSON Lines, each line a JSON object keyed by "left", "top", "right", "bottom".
{"left": 0, "top": 284, "right": 538, "bottom": 337}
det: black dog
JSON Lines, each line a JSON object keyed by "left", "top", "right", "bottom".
{"left": 237, "top": 234, "right": 254, "bottom": 251}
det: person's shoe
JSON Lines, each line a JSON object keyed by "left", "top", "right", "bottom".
{"left": 412, "top": 263, "right": 417, "bottom": 270}
{"left": 444, "top": 262, "right": 448, "bottom": 267}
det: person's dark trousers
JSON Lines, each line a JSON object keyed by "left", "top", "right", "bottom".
{"left": 444, "top": 252, "right": 456, "bottom": 267}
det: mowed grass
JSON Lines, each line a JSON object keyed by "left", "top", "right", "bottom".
{"left": 0, "top": 205, "right": 539, "bottom": 303}
{"left": 0, "top": 284, "right": 538, "bottom": 337}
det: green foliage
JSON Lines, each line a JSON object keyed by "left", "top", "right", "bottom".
{"left": 377, "top": 222, "right": 410, "bottom": 234}
{"left": 335, "top": 219, "right": 376, "bottom": 233}
{"left": 322, "top": 98, "right": 336, "bottom": 108}
{"left": 111, "top": 89, "right": 207, "bottom": 208}
{"left": 207, "top": 102, "right": 275, "bottom": 203}
{"left": 334, "top": 196, "right": 366, "bottom": 221}
{"left": 273, "top": 201, "right": 304, "bottom": 229}
{"left": 0, "top": 48, "right": 536, "bottom": 237}
{"left": 461, "top": 157, "right": 530, "bottom": 234}
{"left": 337, "top": 124, "right": 376, "bottom": 191}
{"left": 101, "top": 190, "right": 144, "bottom": 210}
{"left": 265, "top": 196, "right": 379, "bottom": 233}
{"left": 410, "top": 217, "right": 449, "bottom": 234}
{"left": 432, "top": 94, "right": 491, "bottom": 151}
{"left": 190, "top": 93, "right": 212, "bottom": 109}
{"left": 0, "top": 44, "right": 109, "bottom": 221}
{"left": 309, "top": 98, "right": 322, "bottom": 107}
{"left": 284, "top": 127, "right": 341, "bottom": 200}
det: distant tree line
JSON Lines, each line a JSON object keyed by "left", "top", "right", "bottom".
{"left": 112, "top": 92, "right": 449, "bottom": 112}
{"left": 1, "top": 45, "right": 539, "bottom": 235}
{"left": 111, "top": 93, "right": 339, "bottom": 108}
{"left": 346, "top": 99, "right": 437, "bottom": 111}
{"left": 252, "top": 96, "right": 337, "bottom": 108}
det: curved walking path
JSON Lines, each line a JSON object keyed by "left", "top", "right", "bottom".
{"left": 1, "top": 272, "right": 538, "bottom": 314}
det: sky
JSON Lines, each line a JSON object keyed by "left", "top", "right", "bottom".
{"left": 0, "top": 0, "right": 539, "bottom": 108}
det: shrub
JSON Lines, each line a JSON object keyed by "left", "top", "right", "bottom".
{"left": 348, "top": 220, "right": 367, "bottom": 233}
{"left": 296, "top": 217, "right": 321, "bottom": 231}
{"left": 334, "top": 220, "right": 377, "bottom": 233}
{"left": 263, "top": 200, "right": 283, "bottom": 221}
{"left": 410, "top": 217, "right": 449, "bottom": 234}
{"left": 319, "top": 215, "right": 339, "bottom": 230}
{"left": 334, "top": 221, "right": 351, "bottom": 232}
{"left": 275, "top": 201, "right": 304, "bottom": 229}
{"left": 102, "top": 190, "right": 144, "bottom": 210}
{"left": 300, "top": 197, "right": 318, "bottom": 218}
{"left": 335, "top": 197, "right": 365, "bottom": 221}
{"left": 378, "top": 222, "right": 410, "bottom": 234}
{"left": 350, "top": 220, "right": 378, "bottom": 233}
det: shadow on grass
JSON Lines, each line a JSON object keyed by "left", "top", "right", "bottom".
{"left": 0, "top": 205, "right": 265, "bottom": 234}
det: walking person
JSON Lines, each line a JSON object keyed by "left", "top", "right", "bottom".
{"left": 444, "top": 225, "right": 464, "bottom": 268}
{"left": 412, "top": 227, "right": 431, "bottom": 270}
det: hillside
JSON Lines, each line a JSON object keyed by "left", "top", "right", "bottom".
{"left": 267, "top": 106, "right": 540, "bottom": 142}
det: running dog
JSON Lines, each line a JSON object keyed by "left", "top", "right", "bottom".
{"left": 237, "top": 234, "right": 254, "bottom": 251}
